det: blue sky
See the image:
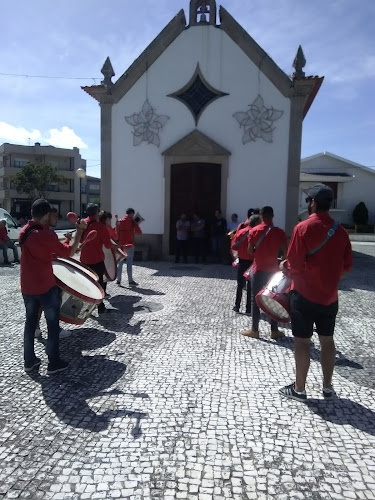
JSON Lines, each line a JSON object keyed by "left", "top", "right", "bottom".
{"left": 0, "top": 0, "right": 374, "bottom": 177}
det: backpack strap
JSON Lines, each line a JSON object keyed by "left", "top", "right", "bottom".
{"left": 19, "top": 224, "right": 43, "bottom": 247}
{"left": 306, "top": 221, "right": 339, "bottom": 257}
{"left": 255, "top": 224, "right": 273, "bottom": 249}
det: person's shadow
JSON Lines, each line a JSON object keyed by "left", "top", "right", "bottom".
{"left": 92, "top": 294, "right": 147, "bottom": 334}
{"left": 29, "top": 328, "right": 148, "bottom": 434}
{"left": 306, "top": 398, "right": 375, "bottom": 436}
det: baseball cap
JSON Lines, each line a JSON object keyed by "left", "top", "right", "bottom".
{"left": 303, "top": 184, "right": 334, "bottom": 202}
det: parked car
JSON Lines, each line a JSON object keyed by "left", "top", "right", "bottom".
{"left": 0, "top": 208, "right": 21, "bottom": 241}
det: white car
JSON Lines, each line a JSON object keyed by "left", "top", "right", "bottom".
{"left": 0, "top": 208, "right": 21, "bottom": 241}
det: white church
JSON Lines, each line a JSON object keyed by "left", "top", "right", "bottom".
{"left": 83, "top": 0, "right": 323, "bottom": 258}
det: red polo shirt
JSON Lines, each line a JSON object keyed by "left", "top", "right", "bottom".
{"left": 117, "top": 216, "right": 142, "bottom": 246}
{"left": 80, "top": 217, "right": 113, "bottom": 265}
{"left": 248, "top": 222, "right": 287, "bottom": 273}
{"left": 0, "top": 226, "right": 8, "bottom": 243}
{"left": 107, "top": 225, "right": 118, "bottom": 241}
{"left": 19, "top": 221, "right": 71, "bottom": 295}
{"left": 287, "top": 213, "right": 352, "bottom": 305}
{"left": 231, "top": 226, "right": 252, "bottom": 260}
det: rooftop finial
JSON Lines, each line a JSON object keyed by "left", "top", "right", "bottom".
{"left": 101, "top": 57, "right": 115, "bottom": 93}
{"left": 293, "top": 45, "right": 306, "bottom": 78}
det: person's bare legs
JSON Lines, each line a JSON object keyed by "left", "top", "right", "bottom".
{"left": 319, "top": 335, "right": 336, "bottom": 389}
{"left": 294, "top": 337, "right": 311, "bottom": 392}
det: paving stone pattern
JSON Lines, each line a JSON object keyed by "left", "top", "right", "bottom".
{"left": 0, "top": 243, "right": 375, "bottom": 499}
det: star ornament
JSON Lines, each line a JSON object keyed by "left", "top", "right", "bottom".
{"left": 233, "top": 95, "right": 284, "bottom": 144}
{"left": 125, "top": 100, "right": 170, "bottom": 147}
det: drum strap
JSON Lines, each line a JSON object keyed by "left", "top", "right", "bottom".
{"left": 232, "top": 229, "right": 250, "bottom": 249}
{"left": 19, "top": 224, "right": 43, "bottom": 247}
{"left": 306, "top": 221, "right": 339, "bottom": 257}
{"left": 255, "top": 224, "right": 273, "bottom": 249}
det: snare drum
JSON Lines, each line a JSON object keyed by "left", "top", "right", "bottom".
{"left": 255, "top": 271, "right": 291, "bottom": 323}
{"left": 52, "top": 258, "right": 104, "bottom": 325}
{"left": 103, "top": 243, "right": 127, "bottom": 282}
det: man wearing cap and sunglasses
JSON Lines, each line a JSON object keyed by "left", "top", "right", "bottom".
{"left": 279, "top": 184, "right": 352, "bottom": 402}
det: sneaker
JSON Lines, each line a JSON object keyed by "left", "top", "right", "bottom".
{"left": 129, "top": 280, "right": 138, "bottom": 286}
{"left": 322, "top": 387, "right": 336, "bottom": 399}
{"left": 240, "top": 328, "right": 259, "bottom": 339}
{"left": 24, "top": 357, "right": 41, "bottom": 373}
{"left": 116, "top": 281, "right": 121, "bottom": 285}
{"left": 271, "top": 329, "right": 285, "bottom": 340}
{"left": 34, "top": 328, "right": 42, "bottom": 339}
{"left": 47, "top": 359, "right": 69, "bottom": 375}
{"left": 233, "top": 306, "right": 240, "bottom": 313}
{"left": 59, "top": 329, "right": 72, "bottom": 339}
{"left": 279, "top": 383, "right": 307, "bottom": 402}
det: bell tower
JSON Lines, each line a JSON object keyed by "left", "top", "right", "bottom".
{"left": 189, "top": 0, "right": 217, "bottom": 26}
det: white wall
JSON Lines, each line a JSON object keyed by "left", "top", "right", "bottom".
{"left": 111, "top": 25, "right": 291, "bottom": 233}
{"left": 301, "top": 155, "right": 375, "bottom": 224}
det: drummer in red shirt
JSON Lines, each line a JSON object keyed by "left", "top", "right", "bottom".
{"left": 231, "top": 214, "right": 260, "bottom": 314}
{"left": 116, "top": 208, "right": 142, "bottom": 286}
{"left": 80, "top": 204, "right": 116, "bottom": 314}
{"left": 99, "top": 210, "right": 118, "bottom": 241}
{"left": 279, "top": 184, "right": 353, "bottom": 402}
{"left": 20, "top": 199, "right": 86, "bottom": 374}
{"left": 241, "top": 206, "right": 288, "bottom": 340}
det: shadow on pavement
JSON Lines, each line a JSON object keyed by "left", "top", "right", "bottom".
{"left": 29, "top": 329, "right": 148, "bottom": 434}
{"left": 306, "top": 398, "right": 375, "bottom": 436}
{"left": 89, "top": 295, "right": 148, "bottom": 334}
{"left": 136, "top": 262, "right": 235, "bottom": 279}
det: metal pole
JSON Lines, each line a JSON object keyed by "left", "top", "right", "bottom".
{"left": 79, "top": 178, "right": 82, "bottom": 217}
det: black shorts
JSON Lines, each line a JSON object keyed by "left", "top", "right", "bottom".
{"left": 290, "top": 291, "right": 338, "bottom": 338}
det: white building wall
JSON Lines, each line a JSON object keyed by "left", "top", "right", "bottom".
{"left": 301, "top": 156, "right": 375, "bottom": 224}
{"left": 111, "top": 25, "right": 291, "bottom": 233}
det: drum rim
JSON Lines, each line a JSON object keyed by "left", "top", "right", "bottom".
{"left": 103, "top": 247, "right": 117, "bottom": 281}
{"left": 59, "top": 314, "right": 85, "bottom": 326}
{"left": 57, "top": 256, "right": 99, "bottom": 282}
{"left": 53, "top": 259, "right": 104, "bottom": 303}
{"left": 255, "top": 292, "right": 290, "bottom": 324}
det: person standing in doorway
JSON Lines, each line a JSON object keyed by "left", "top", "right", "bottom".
{"left": 279, "top": 184, "right": 352, "bottom": 401}
{"left": 190, "top": 212, "right": 206, "bottom": 264}
{"left": 240, "top": 206, "right": 288, "bottom": 340}
{"left": 116, "top": 208, "right": 142, "bottom": 286}
{"left": 211, "top": 209, "right": 227, "bottom": 263}
{"left": 175, "top": 213, "right": 190, "bottom": 264}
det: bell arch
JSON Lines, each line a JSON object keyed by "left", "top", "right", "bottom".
{"left": 189, "top": 0, "right": 217, "bottom": 26}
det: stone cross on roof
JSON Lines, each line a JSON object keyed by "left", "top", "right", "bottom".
{"left": 293, "top": 45, "right": 306, "bottom": 78}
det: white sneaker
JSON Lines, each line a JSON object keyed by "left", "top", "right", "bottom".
{"left": 59, "top": 329, "right": 72, "bottom": 339}
{"left": 35, "top": 328, "right": 42, "bottom": 339}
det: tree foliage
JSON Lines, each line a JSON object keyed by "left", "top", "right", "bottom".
{"left": 352, "top": 201, "right": 369, "bottom": 226}
{"left": 12, "top": 163, "right": 67, "bottom": 200}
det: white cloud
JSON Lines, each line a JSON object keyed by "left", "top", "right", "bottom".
{"left": 0, "top": 122, "right": 88, "bottom": 150}
{"left": 46, "top": 126, "right": 88, "bottom": 149}
{"left": 0, "top": 122, "right": 41, "bottom": 144}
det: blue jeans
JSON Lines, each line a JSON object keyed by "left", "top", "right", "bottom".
{"left": 23, "top": 286, "right": 61, "bottom": 365}
{"left": 0, "top": 241, "right": 18, "bottom": 263}
{"left": 211, "top": 236, "right": 224, "bottom": 263}
{"left": 117, "top": 247, "right": 134, "bottom": 284}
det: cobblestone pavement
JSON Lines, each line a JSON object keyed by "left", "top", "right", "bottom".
{"left": 0, "top": 244, "right": 374, "bottom": 499}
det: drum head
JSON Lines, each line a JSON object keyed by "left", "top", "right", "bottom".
{"left": 103, "top": 246, "right": 117, "bottom": 281}
{"left": 256, "top": 294, "right": 290, "bottom": 323}
{"left": 57, "top": 257, "right": 99, "bottom": 282}
{"left": 53, "top": 259, "right": 104, "bottom": 303}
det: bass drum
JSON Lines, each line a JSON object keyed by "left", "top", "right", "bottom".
{"left": 57, "top": 256, "right": 99, "bottom": 282}
{"left": 52, "top": 258, "right": 104, "bottom": 325}
{"left": 103, "top": 244, "right": 127, "bottom": 282}
{"left": 255, "top": 271, "right": 291, "bottom": 323}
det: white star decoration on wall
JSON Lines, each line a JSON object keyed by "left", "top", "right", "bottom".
{"left": 125, "top": 100, "right": 170, "bottom": 147}
{"left": 233, "top": 95, "right": 284, "bottom": 144}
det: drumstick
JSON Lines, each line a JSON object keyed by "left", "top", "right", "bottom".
{"left": 67, "top": 212, "right": 78, "bottom": 223}
{"left": 122, "top": 244, "right": 134, "bottom": 249}
{"left": 80, "top": 230, "right": 97, "bottom": 248}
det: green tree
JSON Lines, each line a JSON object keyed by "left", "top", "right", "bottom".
{"left": 12, "top": 162, "right": 67, "bottom": 200}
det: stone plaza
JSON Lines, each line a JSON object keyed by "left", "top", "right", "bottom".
{"left": 0, "top": 242, "right": 374, "bottom": 499}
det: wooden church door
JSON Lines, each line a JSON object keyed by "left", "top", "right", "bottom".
{"left": 170, "top": 163, "right": 221, "bottom": 255}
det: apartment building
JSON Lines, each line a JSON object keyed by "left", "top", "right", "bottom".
{"left": 0, "top": 142, "right": 87, "bottom": 219}
{"left": 83, "top": 175, "right": 101, "bottom": 208}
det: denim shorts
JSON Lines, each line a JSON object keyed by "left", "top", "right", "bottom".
{"left": 290, "top": 291, "right": 338, "bottom": 338}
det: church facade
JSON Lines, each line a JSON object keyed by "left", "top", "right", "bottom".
{"left": 83, "top": 0, "right": 323, "bottom": 258}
